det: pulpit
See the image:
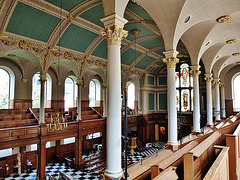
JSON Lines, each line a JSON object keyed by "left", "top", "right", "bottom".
{"left": 128, "top": 137, "right": 137, "bottom": 156}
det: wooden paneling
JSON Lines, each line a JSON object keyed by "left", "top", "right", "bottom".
{"left": 14, "top": 99, "right": 32, "bottom": 110}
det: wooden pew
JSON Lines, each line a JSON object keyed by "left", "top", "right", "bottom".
{"left": 153, "top": 166, "right": 178, "bottom": 180}
{"left": 183, "top": 131, "right": 222, "bottom": 180}
{"left": 226, "top": 123, "right": 240, "bottom": 180}
{"left": 203, "top": 146, "right": 229, "bottom": 180}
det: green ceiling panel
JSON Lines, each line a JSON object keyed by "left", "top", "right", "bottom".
{"left": 127, "top": 2, "right": 153, "bottom": 20}
{"left": 155, "top": 49, "right": 165, "bottom": 57}
{"left": 92, "top": 39, "right": 107, "bottom": 59}
{"left": 6, "top": 2, "right": 60, "bottom": 42}
{"left": 148, "top": 93, "right": 155, "bottom": 111}
{"left": 159, "top": 93, "right": 167, "bottom": 110}
{"left": 59, "top": 24, "right": 98, "bottom": 53}
{"left": 156, "top": 61, "right": 164, "bottom": 66}
{"left": 45, "top": 0, "right": 84, "bottom": 11}
{"left": 135, "top": 56, "right": 155, "bottom": 70}
{"left": 121, "top": 48, "right": 142, "bottom": 65}
{"left": 138, "top": 37, "right": 164, "bottom": 50}
{"left": 125, "top": 24, "right": 154, "bottom": 41}
{"left": 124, "top": 14, "right": 134, "bottom": 21}
{"left": 80, "top": 4, "right": 104, "bottom": 27}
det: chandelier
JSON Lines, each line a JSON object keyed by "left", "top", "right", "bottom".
{"left": 47, "top": 113, "right": 67, "bottom": 132}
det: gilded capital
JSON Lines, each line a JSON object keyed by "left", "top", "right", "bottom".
{"left": 191, "top": 70, "right": 201, "bottom": 77}
{"left": 204, "top": 77, "right": 213, "bottom": 83}
{"left": 162, "top": 57, "right": 179, "bottom": 68}
{"left": 100, "top": 25, "right": 128, "bottom": 46}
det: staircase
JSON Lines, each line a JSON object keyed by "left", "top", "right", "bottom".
{"left": 81, "top": 107, "right": 103, "bottom": 120}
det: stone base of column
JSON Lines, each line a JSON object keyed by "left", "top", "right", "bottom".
{"left": 206, "top": 124, "right": 214, "bottom": 127}
{"left": 167, "top": 141, "right": 178, "bottom": 146}
{"left": 104, "top": 169, "right": 123, "bottom": 179}
{"left": 167, "top": 144, "right": 178, "bottom": 151}
{"left": 192, "top": 129, "right": 201, "bottom": 133}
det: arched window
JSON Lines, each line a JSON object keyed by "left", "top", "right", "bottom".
{"left": 127, "top": 82, "right": 135, "bottom": 109}
{"left": 89, "top": 79, "right": 101, "bottom": 107}
{"left": 32, "top": 73, "right": 52, "bottom": 108}
{"left": 64, "top": 77, "right": 77, "bottom": 111}
{"left": 0, "top": 69, "right": 10, "bottom": 109}
{"left": 233, "top": 74, "right": 240, "bottom": 111}
{"left": 176, "top": 63, "right": 193, "bottom": 112}
{"left": 0, "top": 67, "right": 15, "bottom": 109}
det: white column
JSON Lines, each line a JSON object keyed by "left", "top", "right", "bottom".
{"left": 205, "top": 74, "right": 213, "bottom": 125}
{"left": 39, "top": 75, "right": 46, "bottom": 124}
{"left": 214, "top": 79, "right": 221, "bottom": 121}
{"left": 220, "top": 82, "right": 226, "bottom": 118}
{"left": 163, "top": 50, "right": 179, "bottom": 146}
{"left": 212, "top": 82, "right": 216, "bottom": 118}
{"left": 102, "top": 83, "right": 107, "bottom": 117}
{"left": 191, "top": 66, "right": 201, "bottom": 132}
{"left": 141, "top": 89, "right": 148, "bottom": 114}
{"left": 77, "top": 80, "right": 83, "bottom": 121}
{"left": 100, "top": 14, "right": 128, "bottom": 179}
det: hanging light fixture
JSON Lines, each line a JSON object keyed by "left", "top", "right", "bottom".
{"left": 47, "top": 113, "right": 67, "bottom": 132}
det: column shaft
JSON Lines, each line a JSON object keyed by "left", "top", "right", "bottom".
{"left": 77, "top": 83, "right": 82, "bottom": 120}
{"left": 215, "top": 82, "right": 221, "bottom": 120}
{"left": 142, "top": 90, "right": 148, "bottom": 114}
{"left": 37, "top": 140, "right": 46, "bottom": 180}
{"left": 220, "top": 84, "right": 226, "bottom": 118}
{"left": 206, "top": 79, "right": 213, "bottom": 125}
{"left": 39, "top": 75, "right": 46, "bottom": 124}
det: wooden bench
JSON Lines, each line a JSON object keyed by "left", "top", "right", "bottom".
{"left": 0, "top": 119, "right": 37, "bottom": 129}
{"left": 203, "top": 146, "right": 229, "bottom": 180}
{"left": 183, "top": 131, "right": 222, "bottom": 180}
{"left": 153, "top": 166, "right": 178, "bottom": 180}
{"left": 226, "top": 123, "right": 240, "bottom": 180}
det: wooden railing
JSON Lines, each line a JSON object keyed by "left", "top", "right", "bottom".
{"left": 203, "top": 146, "right": 229, "bottom": 180}
{"left": 183, "top": 131, "right": 222, "bottom": 180}
{"left": 226, "top": 123, "right": 240, "bottom": 180}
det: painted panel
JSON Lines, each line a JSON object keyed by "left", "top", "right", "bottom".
{"left": 159, "top": 77, "right": 167, "bottom": 85}
{"left": 159, "top": 93, "right": 167, "bottom": 110}
{"left": 147, "top": 76, "right": 155, "bottom": 85}
{"left": 148, "top": 93, "right": 155, "bottom": 111}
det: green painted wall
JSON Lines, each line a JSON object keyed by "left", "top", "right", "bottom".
{"left": 159, "top": 77, "right": 167, "bottom": 85}
{"left": 159, "top": 93, "right": 167, "bottom": 110}
{"left": 147, "top": 76, "right": 155, "bottom": 85}
{"left": 148, "top": 93, "right": 155, "bottom": 111}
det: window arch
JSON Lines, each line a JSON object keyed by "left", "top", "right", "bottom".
{"left": 176, "top": 63, "right": 193, "bottom": 112}
{"left": 32, "top": 73, "right": 52, "bottom": 108}
{"left": 0, "top": 66, "right": 15, "bottom": 109}
{"left": 64, "top": 77, "right": 77, "bottom": 111}
{"left": 89, "top": 79, "right": 101, "bottom": 107}
{"left": 233, "top": 74, "right": 240, "bottom": 111}
{"left": 127, "top": 82, "right": 135, "bottom": 109}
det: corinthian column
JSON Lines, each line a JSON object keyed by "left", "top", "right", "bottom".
{"left": 214, "top": 79, "right": 221, "bottom": 121}
{"left": 220, "top": 82, "right": 226, "bottom": 118}
{"left": 191, "top": 65, "right": 201, "bottom": 132}
{"left": 102, "top": 82, "right": 107, "bottom": 117}
{"left": 205, "top": 74, "right": 213, "bottom": 125}
{"left": 76, "top": 80, "right": 83, "bottom": 121}
{"left": 100, "top": 14, "right": 128, "bottom": 179}
{"left": 163, "top": 50, "right": 179, "bottom": 146}
{"left": 39, "top": 74, "right": 46, "bottom": 124}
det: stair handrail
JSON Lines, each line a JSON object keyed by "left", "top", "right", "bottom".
{"left": 91, "top": 107, "right": 103, "bottom": 118}
{"left": 28, "top": 108, "right": 39, "bottom": 124}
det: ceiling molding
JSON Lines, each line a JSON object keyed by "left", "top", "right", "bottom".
{"left": 85, "top": 35, "right": 104, "bottom": 56}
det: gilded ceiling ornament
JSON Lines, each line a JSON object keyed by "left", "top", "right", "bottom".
{"left": 19, "top": 40, "right": 32, "bottom": 50}
{"left": 1, "top": 39, "right": 16, "bottom": 46}
{"left": 226, "top": 39, "right": 237, "bottom": 44}
{"left": 191, "top": 70, "right": 201, "bottom": 77}
{"left": 100, "top": 25, "right": 128, "bottom": 46}
{"left": 32, "top": 47, "right": 44, "bottom": 53}
{"left": 236, "top": 62, "right": 240, "bottom": 64}
{"left": 204, "top": 77, "right": 213, "bottom": 83}
{"left": 73, "top": 56, "right": 82, "bottom": 61}
{"left": 95, "top": 60, "right": 101, "bottom": 66}
{"left": 232, "top": 53, "right": 240, "bottom": 56}
{"left": 162, "top": 57, "right": 179, "bottom": 68}
{"left": 42, "top": 46, "right": 57, "bottom": 70}
{"left": 64, "top": 51, "right": 72, "bottom": 60}
{"left": 216, "top": 15, "right": 231, "bottom": 23}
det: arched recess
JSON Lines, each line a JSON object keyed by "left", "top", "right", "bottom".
{"left": 32, "top": 72, "right": 52, "bottom": 108}
{"left": 0, "top": 66, "right": 15, "bottom": 109}
{"left": 126, "top": 82, "right": 135, "bottom": 109}
{"left": 64, "top": 76, "right": 77, "bottom": 111}
{"left": 232, "top": 73, "right": 240, "bottom": 111}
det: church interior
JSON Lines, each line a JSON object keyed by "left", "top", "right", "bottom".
{"left": 1, "top": 0, "right": 240, "bottom": 179}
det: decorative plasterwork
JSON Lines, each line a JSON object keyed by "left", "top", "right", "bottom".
{"left": 232, "top": 53, "right": 240, "bottom": 56}
{"left": 205, "top": 77, "right": 213, "bottom": 83}
{"left": 191, "top": 70, "right": 201, "bottom": 77}
{"left": 226, "top": 39, "right": 237, "bottom": 44}
{"left": 216, "top": 15, "right": 231, "bottom": 23}
{"left": 162, "top": 57, "right": 179, "bottom": 68}
{"left": 100, "top": 25, "right": 128, "bottom": 46}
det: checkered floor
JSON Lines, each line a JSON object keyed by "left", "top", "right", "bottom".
{"left": 4, "top": 163, "right": 100, "bottom": 180}
{"left": 4, "top": 142, "right": 165, "bottom": 180}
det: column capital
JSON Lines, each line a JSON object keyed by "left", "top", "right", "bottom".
{"left": 205, "top": 76, "right": 213, "bottom": 83}
{"left": 191, "top": 70, "right": 201, "bottom": 77}
{"left": 205, "top": 73, "right": 213, "bottom": 78}
{"left": 102, "top": 82, "right": 107, "bottom": 89}
{"left": 220, "top": 82, "right": 225, "bottom": 87}
{"left": 39, "top": 74, "right": 47, "bottom": 82}
{"left": 76, "top": 79, "right": 84, "bottom": 87}
{"left": 162, "top": 57, "right": 179, "bottom": 68}
{"left": 214, "top": 78, "right": 220, "bottom": 85}
{"left": 100, "top": 14, "right": 128, "bottom": 46}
